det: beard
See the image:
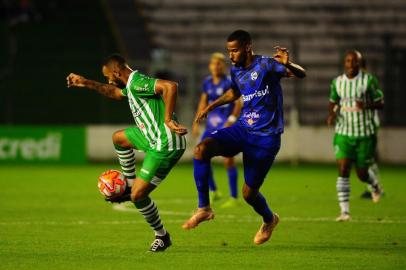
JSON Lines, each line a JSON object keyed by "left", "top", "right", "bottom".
{"left": 111, "top": 79, "right": 126, "bottom": 89}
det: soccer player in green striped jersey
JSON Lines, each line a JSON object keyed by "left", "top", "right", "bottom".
{"left": 355, "top": 50, "right": 383, "bottom": 200}
{"left": 67, "top": 54, "right": 187, "bottom": 252}
{"left": 327, "top": 51, "right": 384, "bottom": 222}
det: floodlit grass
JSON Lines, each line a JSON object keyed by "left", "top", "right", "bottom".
{"left": 0, "top": 163, "right": 405, "bottom": 269}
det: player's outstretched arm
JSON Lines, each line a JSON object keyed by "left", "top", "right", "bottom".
{"left": 195, "top": 88, "right": 241, "bottom": 123}
{"left": 66, "top": 73, "right": 123, "bottom": 100}
{"left": 155, "top": 79, "right": 188, "bottom": 135}
{"left": 273, "top": 46, "right": 306, "bottom": 78}
{"left": 192, "top": 93, "right": 208, "bottom": 137}
{"left": 224, "top": 98, "right": 242, "bottom": 127}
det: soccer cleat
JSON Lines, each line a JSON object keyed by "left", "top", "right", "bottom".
{"left": 182, "top": 207, "right": 215, "bottom": 230}
{"left": 209, "top": 191, "right": 222, "bottom": 204}
{"left": 336, "top": 212, "right": 351, "bottom": 222}
{"left": 254, "top": 213, "right": 279, "bottom": 245}
{"left": 220, "top": 198, "right": 239, "bottom": 208}
{"left": 371, "top": 185, "right": 383, "bottom": 203}
{"left": 360, "top": 190, "right": 372, "bottom": 199}
{"left": 149, "top": 233, "right": 172, "bottom": 252}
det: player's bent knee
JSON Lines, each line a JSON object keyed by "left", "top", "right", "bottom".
{"left": 194, "top": 143, "right": 208, "bottom": 160}
{"left": 242, "top": 186, "right": 257, "bottom": 202}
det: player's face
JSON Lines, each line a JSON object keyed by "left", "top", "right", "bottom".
{"left": 344, "top": 53, "right": 359, "bottom": 78}
{"left": 102, "top": 65, "right": 126, "bottom": 88}
{"left": 209, "top": 58, "right": 226, "bottom": 77}
{"left": 227, "top": 40, "right": 248, "bottom": 67}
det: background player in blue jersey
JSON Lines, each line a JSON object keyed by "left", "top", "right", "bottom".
{"left": 183, "top": 30, "right": 306, "bottom": 245}
{"left": 192, "top": 52, "right": 242, "bottom": 207}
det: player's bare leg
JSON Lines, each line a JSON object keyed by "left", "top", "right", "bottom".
{"left": 182, "top": 138, "right": 223, "bottom": 230}
{"left": 356, "top": 167, "right": 382, "bottom": 203}
{"left": 242, "top": 184, "right": 279, "bottom": 244}
{"left": 336, "top": 159, "right": 352, "bottom": 221}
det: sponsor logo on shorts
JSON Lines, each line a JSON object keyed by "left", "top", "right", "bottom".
{"left": 141, "top": 168, "right": 150, "bottom": 175}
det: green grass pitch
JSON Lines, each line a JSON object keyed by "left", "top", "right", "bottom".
{"left": 0, "top": 163, "right": 405, "bottom": 269}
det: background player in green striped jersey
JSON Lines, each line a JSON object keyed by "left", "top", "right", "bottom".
{"left": 355, "top": 50, "right": 383, "bottom": 200}
{"left": 327, "top": 51, "right": 384, "bottom": 222}
{"left": 67, "top": 54, "right": 187, "bottom": 252}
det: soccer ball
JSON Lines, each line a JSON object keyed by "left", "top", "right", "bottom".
{"left": 98, "top": 169, "right": 127, "bottom": 198}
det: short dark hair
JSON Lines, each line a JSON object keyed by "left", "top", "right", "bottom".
{"left": 104, "top": 54, "right": 127, "bottom": 69}
{"left": 227, "top": 30, "right": 252, "bottom": 46}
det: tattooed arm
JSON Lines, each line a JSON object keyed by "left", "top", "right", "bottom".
{"left": 66, "top": 73, "right": 123, "bottom": 100}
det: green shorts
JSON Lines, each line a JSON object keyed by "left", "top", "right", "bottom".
{"left": 333, "top": 134, "right": 377, "bottom": 168}
{"left": 125, "top": 127, "right": 185, "bottom": 186}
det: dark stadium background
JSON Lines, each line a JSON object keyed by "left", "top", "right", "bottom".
{"left": 1, "top": 0, "right": 405, "bottom": 127}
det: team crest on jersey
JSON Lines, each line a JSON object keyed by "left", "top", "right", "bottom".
{"left": 251, "top": 71, "right": 258, "bottom": 81}
{"left": 243, "top": 110, "right": 260, "bottom": 125}
{"left": 216, "top": 87, "right": 224, "bottom": 95}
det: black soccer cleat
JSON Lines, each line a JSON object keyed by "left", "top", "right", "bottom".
{"left": 105, "top": 187, "right": 132, "bottom": 203}
{"left": 149, "top": 233, "right": 172, "bottom": 252}
{"left": 360, "top": 190, "right": 372, "bottom": 199}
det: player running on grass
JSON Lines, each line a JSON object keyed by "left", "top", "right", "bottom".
{"left": 66, "top": 54, "right": 187, "bottom": 252}
{"left": 327, "top": 50, "right": 384, "bottom": 222}
{"left": 354, "top": 50, "right": 384, "bottom": 200}
{"left": 183, "top": 30, "right": 306, "bottom": 245}
{"left": 192, "top": 52, "right": 241, "bottom": 207}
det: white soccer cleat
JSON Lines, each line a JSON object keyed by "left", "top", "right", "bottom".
{"left": 336, "top": 212, "right": 351, "bottom": 222}
{"left": 254, "top": 213, "right": 279, "bottom": 245}
{"left": 182, "top": 207, "right": 215, "bottom": 230}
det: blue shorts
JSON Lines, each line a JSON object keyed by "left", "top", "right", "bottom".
{"left": 206, "top": 124, "right": 281, "bottom": 189}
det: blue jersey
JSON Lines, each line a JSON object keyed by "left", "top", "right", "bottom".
{"left": 202, "top": 75, "right": 235, "bottom": 131}
{"left": 230, "top": 55, "right": 287, "bottom": 136}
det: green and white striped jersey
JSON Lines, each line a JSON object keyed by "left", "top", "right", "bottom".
{"left": 329, "top": 71, "right": 384, "bottom": 137}
{"left": 122, "top": 71, "right": 186, "bottom": 152}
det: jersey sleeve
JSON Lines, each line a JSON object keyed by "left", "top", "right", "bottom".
{"left": 224, "top": 76, "right": 233, "bottom": 90}
{"left": 127, "top": 72, "right": 157, "bottom": 97}
{"left": 202, "top": 79, "right": 208, "bottom": 94}
{"left": 367, "top": 75, "right": 384, "bottom": 102}
{"left": 329, "top": 78, "right": 340, "bottom": 103}
{"left": 121, "top": 87, "right": 128, "bottom": 96}
{"left": 268, "top": 58, "right": 287, "bottom": 78}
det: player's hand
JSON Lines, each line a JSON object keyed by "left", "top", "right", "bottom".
{"left": 195, "top": 107, "right": 210, "bottom": 123}
{"left": 67, "top": 73, "right": 87, "bottom": 88}
{"left": 192, "top": 123, "right": 200, "bottom": 138}
{"left": 166, "top": 120, "right": 188, "bottom": 135}
{"left": 356, "top": 100, "right": 365, "bottom": 110}
{"left": 223, "top": 121, "right": 233, "bottom": 128}
{"left": 273, "top": 46, "right": 289, "bottom": 65}
{"left": 327, "top": 114, "right": 336, "bottom": 127}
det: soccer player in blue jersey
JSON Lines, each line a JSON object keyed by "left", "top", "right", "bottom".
{"left": 192, "top": 52, "right": 241, "bottom": 207}
{"left": 183, "top": 30, "right": 306, "bottom": 245}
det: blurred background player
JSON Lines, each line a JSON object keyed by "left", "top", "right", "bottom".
{"left": 327, "top": 50, "right": 384, "bottom": 222}
{"left": 183, "top": 30, "right": 306, "bottom": 245}
{"left": 67, "top": 54, "right": 187, "bottom": 252}
{"left": 192, "top": 52, "right": 242, "bottom": 207}
{"left": 354, "top": 50, "right": 384, "bottom": 200}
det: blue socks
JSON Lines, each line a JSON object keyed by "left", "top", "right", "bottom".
{"left": 208, "top": 166, "right": 217, "bottom": 192}
{"left": 227, "top": 167, "right": 238, "bottom": 198}
{"left": 193, "top": 158, "right": 211, "bottom": 208}
{"left": 247, "top": 192, "right": 274, "bottom": 223}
